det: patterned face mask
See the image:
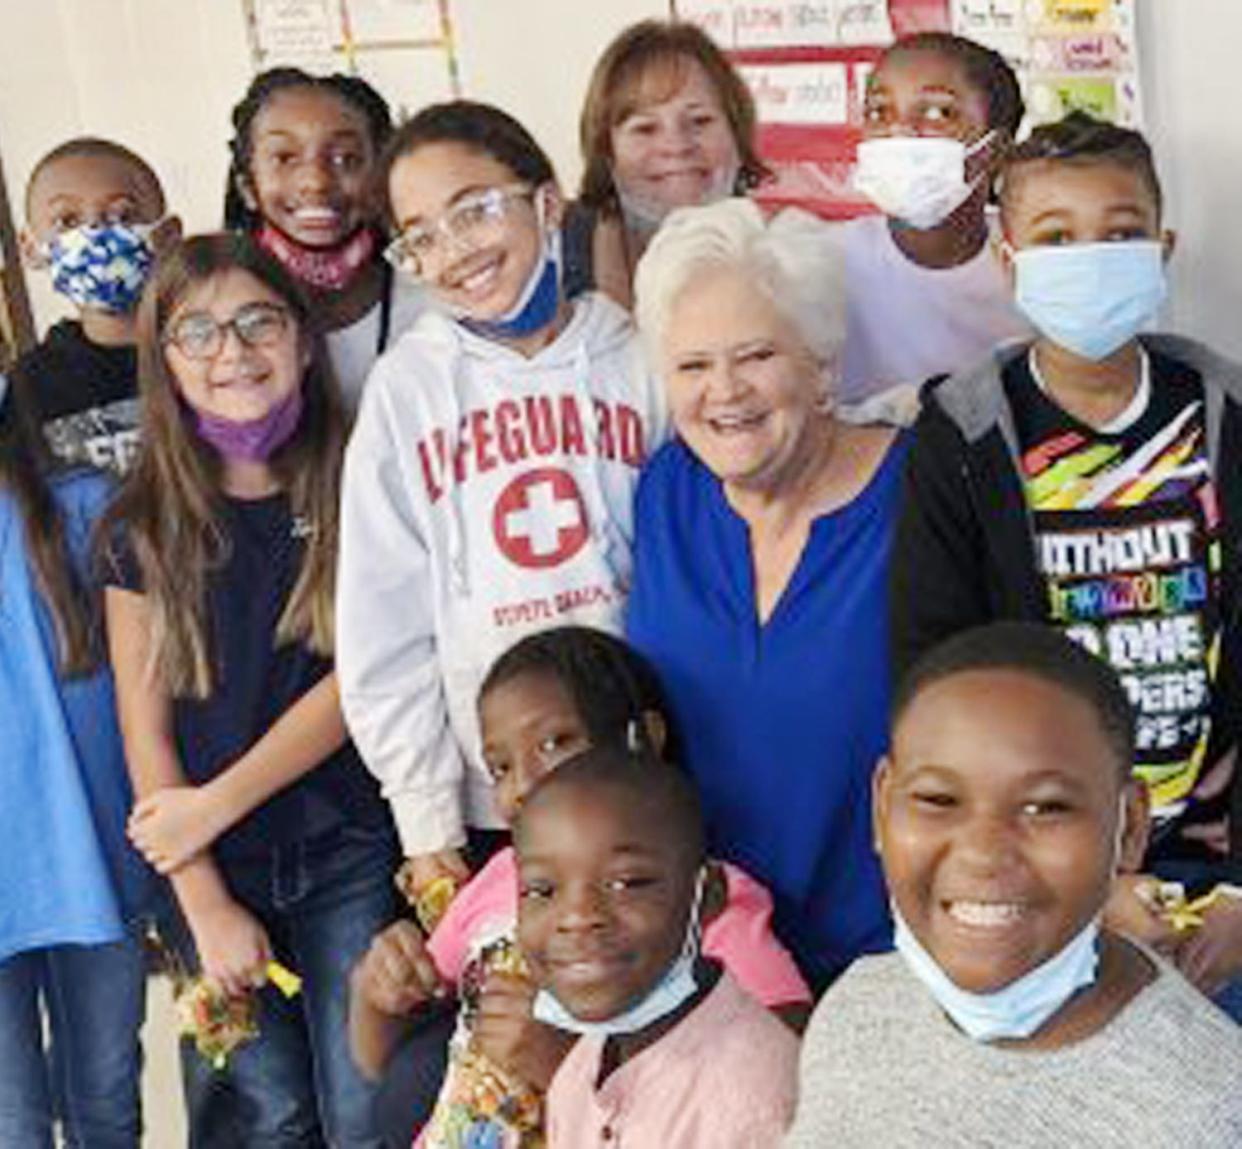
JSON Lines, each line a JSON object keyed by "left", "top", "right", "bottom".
{"left": 45, "top": 221, "right": 162, "bottom": 314}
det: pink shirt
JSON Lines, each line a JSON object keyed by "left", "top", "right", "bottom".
{"left": 426, "top": 847, "right": 810, "bottom": 1005}
{"left": 545, "top": 970, "right": 799, "bottom": 1148}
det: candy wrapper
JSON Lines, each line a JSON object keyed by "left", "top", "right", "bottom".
{"left": 394, "top": 861, "right": 463, "bottom": 933}
{"left": 1141, "top": 881, "right": 1242, "bottom": 932}
{"left": 174, "top": 961, "right": 302, "bottom": 1070}
{"left": 424, "top": 938, "right": 544, "bottom": 1148}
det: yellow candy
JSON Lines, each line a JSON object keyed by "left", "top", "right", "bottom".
{"left": 415, "top": 875, "right": 460, "bottom": 932}
{"left": 266, "top": 961, "right": 302, "bottom": 998}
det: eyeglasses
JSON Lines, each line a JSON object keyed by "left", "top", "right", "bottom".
{"left": 384, "top": 184, "right": 535, "bottom": 278}
{"left": 163, "top": 301, "right": 292, "bottom": 360}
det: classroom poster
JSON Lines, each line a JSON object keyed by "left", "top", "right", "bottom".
{"left": 246, "top": 0, "right": 461, "bottom": 119}
{"left": 674, "top": 0, "right": 1141, "bottom": 218}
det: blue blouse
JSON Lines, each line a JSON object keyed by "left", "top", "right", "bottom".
{"left": 627, "top": 436, "right": 907, "bottom": 985}
{"left": 0, "top": 469, "right": 150, "bottom": 961}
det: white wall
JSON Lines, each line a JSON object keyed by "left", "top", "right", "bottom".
{"left": 3, "top": 1, "right": 1241, "bottom": 357}
{"left": 1138, "top": 1, "right": 1242, "bottom": 358}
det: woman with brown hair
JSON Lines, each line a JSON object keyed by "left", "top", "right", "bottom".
{"left": 102, "top": 232, "right": 397, "bottom": 1144}
{"left": 564, "top": 18, "right": 767, "bottom": 309}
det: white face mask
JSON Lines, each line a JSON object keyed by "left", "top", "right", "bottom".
{"left": 853, "top": 133, "right": 994, "bottom": 230}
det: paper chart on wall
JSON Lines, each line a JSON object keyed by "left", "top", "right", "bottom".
{"left": 673, "top": 0, "right": 1141, "bottom": 219}
{"left": 246, "top": 0, "right": 460, "bottom": 119}
{"left": 951, "top": 0, "right": 1142, "bottom": 127}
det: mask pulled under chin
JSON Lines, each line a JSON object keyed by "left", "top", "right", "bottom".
{"left": 192, "top": 386, "right": 304, "bottom": 462}
{"left": 531, "top": 869, "right": 707, "bottom": 1038}
{"left": 614, "top": 162, "right": 741, "bottom": 235}
{"left": 454, "top": 227, "right": 563, "bottom": 341}
{"left": 256, "top": 224, "right": 376, "bottom": 293}
{"left": 892, "top": 904, "right": 1100, "bottom": 1043}
{"left": 46, "top": 221, "right": 161, "bottom": 314}
{"left": 853, "top": 133, "right": 993, "bottom": 231}
{"left": 1009, "top": 239, "right": 1167, "bottom": 361}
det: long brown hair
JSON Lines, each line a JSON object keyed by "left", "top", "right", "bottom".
{"left": 578, "top": 20, "right": 768, "bottom": 212}
{"left": 104, "top": 232, "right": 346, "bottom": 699}
{"left": 0, "top": 376, "right": 98, "bottom": 676}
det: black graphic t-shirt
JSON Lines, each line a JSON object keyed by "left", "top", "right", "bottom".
{"left": 1006, "top": 350, "right": 1230, "bottom": 863}
{"left": 12, "top": 319, "right": 140, "bottom": 475}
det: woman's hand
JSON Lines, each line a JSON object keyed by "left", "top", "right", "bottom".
{"left": 472, "top": 970, "right": 575, "bottom": 1090}
{"left": 395, "top": 849, "right": 470, "bottom": 929}
{"left": 352, "top": 920, "right": 447, "bottom": 1016}
{"left": 1104, "top": 874, "right": 1181, "bottom": 955}
{"left": 1175, "top": 894, "right": 1242, "bottom": 997}
{"left": 129, "top": 785, "right": 228, "bottom": 874}
{"left": 188, "top": 897, "right": 272, "bottom": 997}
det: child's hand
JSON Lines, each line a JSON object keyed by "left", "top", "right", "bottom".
{"left": 1104, "top": 874, "right": 1182, "bottom": 954}
{"left": 188, "top": 898, "right": 272, "bottom": 998}
{"left": 397, "top": 849, "right": 470, "bottom": 902}
{"left": 472, "top": 970, "right": 576, "bottom": 1090}
{"left": 1174, "top": 893, "right": 1242, "bottom": 997}
{"left": 129, "top": 785, "right": 227, "bottom": 874}
{"left": 352, "top": 920, "right": 447, "bottom": 1016}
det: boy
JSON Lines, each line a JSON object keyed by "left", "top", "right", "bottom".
{"left": 786, "top": 623, "right": 1242, "bottom": 1147}
{"left": 14, "top": 137, "right": 178, "bottom": 474}
{"left": 892, "top": 112, "right": 1242, "bottom": 1015}
{"left": 517, "top": 747, "right": 799, "bottom": 1148}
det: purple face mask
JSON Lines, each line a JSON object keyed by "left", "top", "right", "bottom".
{"left": 192, "top": 386, "right": 304, "bottom": 462}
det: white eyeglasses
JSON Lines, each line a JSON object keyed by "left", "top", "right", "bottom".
{"left": 384, "top": 184, "right": 534, "bottom": 278}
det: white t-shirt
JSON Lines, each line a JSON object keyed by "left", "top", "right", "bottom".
{"left": 326, "top": 274, "right": 425, "bottom": 413}
{"left": 839, "top": 213, "right": 1031, "bottom": 404}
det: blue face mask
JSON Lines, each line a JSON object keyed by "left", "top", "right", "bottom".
{"left": 457, "top": 210, "right": 562, "bottom": 341}
{"left": 892, "top": 905, "right": 1100, "bottom": 1043}
{"left": 1010, "top": 239, "right": 1167, "bottom": 362}
{"left": 45, "top": 221, "right": 160, "bottom": 314}
{"left": 531, "top": 868, "right": 706, "bottom": 1038}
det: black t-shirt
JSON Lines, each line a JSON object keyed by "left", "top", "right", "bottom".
{"left": 1005, "top": 349, "right": 1231, "bottom": 865}
{"left": 12, "top": 319, "right": 140, "bottom": 475}
{"left": 106, "top": 492, "right": 391, "bottom": 862}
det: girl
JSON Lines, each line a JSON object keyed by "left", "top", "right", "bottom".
{"left": 336, "top": 102, "right": 665, "bottom": 918}
{"left": 226, "top": 67, "right": 423, "bottom": 410}
{"left": 103, "top": 233, "right": 398, "bottom": 1145}
{"left": 840, "top": 31, "right": 1031, "bottom": 406}
{"left": 0, "top": 374, "right": 150, "bottom": 1147}
{"left": 349, "top": 626, "right": 810, "bottom": 1148}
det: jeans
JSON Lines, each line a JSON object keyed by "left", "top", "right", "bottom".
{"left": 0, "top": 932, "right": 146, "bottom": 1149}
{"left": 162, "top": 823, "right": 400, "bottom": 1148}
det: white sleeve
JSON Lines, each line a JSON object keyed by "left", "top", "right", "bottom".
{"left": 336, "top": 378, "right": 466, "bottom": 856}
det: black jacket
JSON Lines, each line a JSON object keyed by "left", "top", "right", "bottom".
{"left": 891, "top": 335, "right": 1242, "bottom": 865}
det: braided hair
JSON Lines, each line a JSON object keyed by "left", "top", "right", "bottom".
{"left": 479, "top": 625, "right": 679, "bottom": 763}
{"left": 224, "top": 67, "right": 393, "bottom": 232}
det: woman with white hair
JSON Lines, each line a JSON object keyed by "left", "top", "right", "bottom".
{"left": 626, "top": 198, "right": 907, "bottom": 989}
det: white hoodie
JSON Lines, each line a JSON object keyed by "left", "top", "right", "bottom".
{"left": 337, "top": 293, "right": 666, "bottom": 855}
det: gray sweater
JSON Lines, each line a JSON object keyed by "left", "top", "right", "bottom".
{"left": 786, "top": 952, "right": 1242, "bottom": 1148}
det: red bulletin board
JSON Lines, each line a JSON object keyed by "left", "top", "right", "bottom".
{"left": 674, "top": 1, "right": 952, "bottom": 219}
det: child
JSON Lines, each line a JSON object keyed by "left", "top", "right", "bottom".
{"left": 14, "top": 137, "right": 179, "bottom": 473}
{"left": 892, "top": 112, "right": 1242, "bottom": 1018}
{"left": 786, "top": 623, "right": 1242, "bottom": 1146}
{"left": 226, "top": 67, "right": 423, "bottom": 409}
{"left": 337, "top": 103, "right": 665, "bottom": 918}
{"left": 349, "top": 626, "right": 810, "bottom": 1146}
{"left": 519, "top": 746, "right": 800, "bottom": 1148}
{"left": 0, "top": 373, "right": 151, "bottom": 1145}
{"left": 102, "top": 233, "right": 399, "bottom": 1144}
{"left": 840, "top": 32, "right": 1030, "bottom": 408}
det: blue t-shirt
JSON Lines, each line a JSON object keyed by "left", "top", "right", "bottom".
{"left": 626, "top": 436, "right": 907, "bottom": 984}
{"left": 0, "top": 469, "right": 151, "bottom": 961}
{"left": 106, "top": 491, "right": 390, "bottom": 864}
